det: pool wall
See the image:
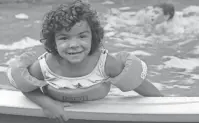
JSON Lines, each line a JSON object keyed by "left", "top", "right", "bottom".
{"left": 1, "top": 90, "right": 199, "bottom": 123}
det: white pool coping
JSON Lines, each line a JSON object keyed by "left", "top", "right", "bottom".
{"left": 1, "top": 89, "right": 199, "bottom": 122}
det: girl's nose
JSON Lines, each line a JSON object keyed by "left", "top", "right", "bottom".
{"left": 68, "top": 40, "right": 79, "bottom": 48}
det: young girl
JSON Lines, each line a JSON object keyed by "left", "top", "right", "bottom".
{"left": 7, "top": 0, "right": 163, "bottom": 122}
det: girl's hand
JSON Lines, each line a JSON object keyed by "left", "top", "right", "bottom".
{"left": 43, "top": 100, "right": 72, "bottom": 123}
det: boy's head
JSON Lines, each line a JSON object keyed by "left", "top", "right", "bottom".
{"left": 40, "top": 0, "right": 104, "bottom": 57}
{"left": 148, "top": 2, "right": 175, "bottom": 24}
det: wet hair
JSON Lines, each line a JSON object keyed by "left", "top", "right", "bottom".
{"left": 153, "top": 2, "right": 175, "bottom": 21}
{"left": 40, "top": 0, "right": 104, "bottom": 55}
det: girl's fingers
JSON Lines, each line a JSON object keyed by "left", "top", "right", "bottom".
{"left": 63, "top": 102, "right": 72, "bottom": 107}
{"left": 54, "top": 117, "right": 61, "bottom": 123}
{"left": 61, "top": 114, "right": 69, "bottom": 122}
{"left": 58, "top": 116, "right": 67, "bottom": 123}
{"left": 55, "top": 100, "right": 72, "bottom": 107}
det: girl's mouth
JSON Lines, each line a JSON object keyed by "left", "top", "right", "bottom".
{"left": 68, "top": 51, "right": 83, "bottom": 55}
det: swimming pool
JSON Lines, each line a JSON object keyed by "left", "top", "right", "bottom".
{"left": 0, "top": 0, "right": 199, "bottom": 97}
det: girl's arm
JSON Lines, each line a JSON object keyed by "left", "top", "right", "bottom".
{"left": 105, "top": 52, "right": 163, "bottom": 97}
{"left": 134, "top": 79, "right": 163, "bottom": 97}
{"left": 7, "top": 52, "right": 46, "bottom": 92}
{"left": 9, "top": 57, "right": 60, "bottom": 108}
{"left": 22, "top": 60, "right": 56, "bottom": 105}
{"left": 21, "top": 61, "right": 70, "bottom": 121}
{"left": 22, "top": 88, "right": 58, "bottom": 109}
{"left": 23, "top": 88, "right": 70, "bottom": 122}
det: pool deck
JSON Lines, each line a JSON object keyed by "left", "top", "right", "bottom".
{"left": 1, "top": 89, "right": 199, "bottom": 123}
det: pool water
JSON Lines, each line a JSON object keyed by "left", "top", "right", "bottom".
{"left": 0, "top": 0, "right": 199, "bottom": 96}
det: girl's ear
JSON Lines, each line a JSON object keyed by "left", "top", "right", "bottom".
{"left": 164, "top": 14, "right": 170, "bottom": 21}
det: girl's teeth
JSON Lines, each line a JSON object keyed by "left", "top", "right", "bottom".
{"left": 68, "top": 52, "right": 81, "bottom": 55}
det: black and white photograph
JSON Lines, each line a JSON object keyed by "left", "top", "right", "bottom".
{"left": 0, "top": 0, "right": 199, "bottom": 123}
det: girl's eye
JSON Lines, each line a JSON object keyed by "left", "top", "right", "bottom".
{"left": 154, "top": 11, "right": 160, "bottom": 14}
{"left": 79, "top": 35, "right": 87, "bottom": 38}
{"left": 60, "top": 37, "right": 69, "bottom": 40}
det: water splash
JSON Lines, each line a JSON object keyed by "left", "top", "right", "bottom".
{"left": 0, "top": 66, "right": 7, "bottom": 72}
{"left": 102, "top": 0, "right": 114, "bottom": 5}
{"left": 0, "top": 37, "right": 41, "bottom": 50}
{"left": 192, "top": 45, "right": 199, "bottom": 54}
{"left": 15, "top": 13, "right": 29, "bottom": 20}
{"left": 162, "top": 56, "right": 199, "bottom": 72}
{"left": 111, "top": 50, "right": 152, "bottom": 57}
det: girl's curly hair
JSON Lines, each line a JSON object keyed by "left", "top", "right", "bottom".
{"left": 40, "top": 0, "right": 104, "bottom": 55}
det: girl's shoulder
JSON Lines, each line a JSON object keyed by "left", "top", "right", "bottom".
{"left": 28, "top": 52, "right": 52, "bottom": 80}
{"left": 28, "top": 60, "right": 44, "bottom": 80}
{"left": 104, "top": 53, "right": 124, "bottom": 78}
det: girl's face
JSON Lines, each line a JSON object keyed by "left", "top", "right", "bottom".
{"left": 55, "top": 20, "right": 92, "bottom": 64}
